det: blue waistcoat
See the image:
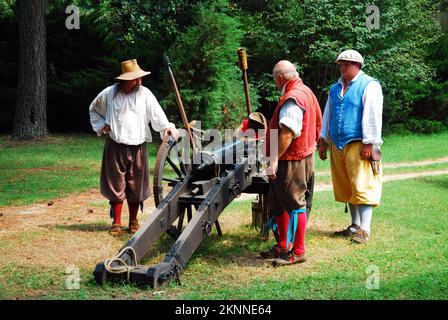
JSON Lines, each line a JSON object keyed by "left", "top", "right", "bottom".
{"left": 329, "top": 73, "right": 377, "bottom": 151}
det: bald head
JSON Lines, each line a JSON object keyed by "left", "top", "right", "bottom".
{"left": 272, "top": 60, "right": 299, "bottom": 90}
{"left": 273, "top": 60, "right": 298, "bottom": 80}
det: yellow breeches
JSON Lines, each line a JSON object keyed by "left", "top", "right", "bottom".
{"left": 329, "top": 141, "right": 382, "bottom": 206}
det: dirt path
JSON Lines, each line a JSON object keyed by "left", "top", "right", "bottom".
{"left": 314, "top": 156, "right": 448, "bottom": 176}
{"left": 314, "top": 169, "right": 448, "bottom": 192}
{"left": 382, "top": 157, "right": 448, "bottom": 169}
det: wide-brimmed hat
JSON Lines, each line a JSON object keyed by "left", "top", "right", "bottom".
{"left": 236, "top": 112, "right": 268, "bottom": 141}
{"left": 115, "top": 59, "right": 151, "bottom": 81}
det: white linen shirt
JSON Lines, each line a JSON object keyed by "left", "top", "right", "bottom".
{"left": 279, "top": 98, "right": 304, "bottom": 139}
{"left": 320, "top": 70, "right": 383, "bottom": 146}
{"left": 89, "top": 84, "right": 175, "bottom": 145}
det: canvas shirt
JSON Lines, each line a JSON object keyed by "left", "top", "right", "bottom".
{"left": 320, "top": 70, "right": 383, "bottom": 146}
{"left": 89, "top": 84, "right": 174, "bottom": 145}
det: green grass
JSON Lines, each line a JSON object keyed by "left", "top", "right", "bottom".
{"left": 1, "top": 132, "right": 447, "bottom": 206}
{"left": 171, "top": 175, "right": 448, "bottom": 300}
{"left": 0, "top": 132, "right": 447, "bottom": 299}
{"left": 0, "top": 134, "right": 159, "bottom": 206}
{"left": 2, "top": 175, "right": 446, "bottom": 299}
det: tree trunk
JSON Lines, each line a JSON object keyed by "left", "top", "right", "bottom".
{"left": 12, "top": 0, "right": 48, "bottom": 140}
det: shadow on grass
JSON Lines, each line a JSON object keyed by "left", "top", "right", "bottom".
{"left": 83, "top": 224, "right": 334, "bottom": 293}
{"left": 307, "top": 227, "right": 338, "bottom": 238}
{"left": 95, "top": 223, "right": 269, "bottom": 269}
{"left": 185, "top": 231, "right": 272, "bottom": 268}
{"left": 418, "top": 176, "right": 448, "bottom": 190}
{"left": 41, "top": 222, "right": 110, "bottom": 233}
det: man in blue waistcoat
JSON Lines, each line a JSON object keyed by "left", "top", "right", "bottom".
{"left": 318, "top": 50, "right": 383, "bottom": 244}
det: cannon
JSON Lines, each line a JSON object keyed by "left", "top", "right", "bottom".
{"left": 93, "top": 51, "right": 314, "bottom": 288}
{"left": 93, "top": 132, "right": 269, "bottom": 288}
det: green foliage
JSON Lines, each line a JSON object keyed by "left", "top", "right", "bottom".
{"left": 409, "top": 30, "right": 448, "bottom": 131}
{"left": 45, "top": 1, "right": 119, "bottom": 132}
{"left": 0, "top": 0, "right": 446, "bottom": 134}
{"left": 0, "top": 0, "right": 14, "bottom": 19}
{"left": 391, "top": 118, "right": 448, "bottom": 135}
{"left": 404, "top": 118, "right": 446, "bottom": 134}
{"left": 94, "top": 0, "right": 200, "bottom": 57}
{"left": 235, "top": 1, "right": 308, "bottom": 118}
{"left": 161, "top": 3, "right": 252, "bottom": 129}
{"left": 236, "top": 0, "right": 443, "bottom": 128}
{"left": 410, "top": 80, "right": 448, "bottom": 126}
{"left": 1, "top": 137, "right": 448, "bottom": 298}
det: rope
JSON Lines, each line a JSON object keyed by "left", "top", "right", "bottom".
{"left": 190, "top": 126, "right": 206, "bottom": 134}
{"left": 103, "top": 246, "right": 142, "bottom": 281}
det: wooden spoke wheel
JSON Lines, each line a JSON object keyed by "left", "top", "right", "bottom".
{"left": 153, "top": 136, "right": 192, "bottom": 207}
{"left": 152, "top": 136, "right": 223, "bottom": 238}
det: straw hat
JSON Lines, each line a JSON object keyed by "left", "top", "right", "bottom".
{"left": 115, "top": 59, "right": 151, "bottom": 81}
{"left": 236, "top": 112, "right": 268, "bottom": 140}
{"left": 248, "top": 112, "right": 268, "bottom": 131}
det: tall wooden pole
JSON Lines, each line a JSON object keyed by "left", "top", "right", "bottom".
{"left": 164, "top": 56, "right": 197, "bottom": 152}
{"left": 237, "top": 48, "right": 252, "bottom": 117}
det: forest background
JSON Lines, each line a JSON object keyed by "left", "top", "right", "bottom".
{"left": 0, "top": 0, "right": 447, "bottom": 135}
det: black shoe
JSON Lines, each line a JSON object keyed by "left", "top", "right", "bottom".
{"left": 272, "top": 252, "right": 307, "bottom": 267}
{"left": 334, "top": 224, "right": 360, "bottom": 237}
{"left": 259, "top": 245, "right": 290, "bottom": 260}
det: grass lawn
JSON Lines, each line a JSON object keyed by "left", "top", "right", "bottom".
{"left": 0, "top": 132, "right": 447, "bottom": 299}
{"left": 1, "top": 132, "right": 447, "bottom": 206}
{"left": 0, "top": 135, "right": 158, "bottom": 206}
{"left": 157, "top": 175, "right": 448, "bottom": 300}
{"left": 0, "top": 175, "right": 446, "bottom": 299}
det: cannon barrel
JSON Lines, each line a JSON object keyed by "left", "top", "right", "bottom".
{"left": 192, "top": 139, "right": 246, "bottom": 177}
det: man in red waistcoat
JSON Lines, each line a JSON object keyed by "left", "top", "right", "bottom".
{"left": 261, "top": 60, "right": 322, "bottom": 266}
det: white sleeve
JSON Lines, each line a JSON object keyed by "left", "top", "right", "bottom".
{"left": 145, "top": 90, "right": 175, "bottom": 139}
{"left": 362, "top": 81, "right": 383, "bottom": 146}
{"left": 320, "top": 95, "right": 332, "bottom": 143}
{"left": 88, "top": 87, "right": 109, "bottom": 136}
{"left": 279, "top": 99, "right": 304, "bottom": 139}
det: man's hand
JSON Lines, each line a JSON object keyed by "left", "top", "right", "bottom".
{"left": 266, "top": 160, "right": 278, "bottom": 180}
{"left": 163, "top": 127, "right": 179, "bottom": 140}
{"left": 102, "top": 124, "right": 111, "bottom": 135}
{"left": 318, "top": 139, "right": 328, "bottom": 160}
{"left": 360, "top": 143, "right": 373, "bottom": 160}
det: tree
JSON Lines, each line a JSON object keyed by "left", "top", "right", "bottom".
{"left": 12, "top": 0, "right": 48, "bottom": 139}
{"left": 236, "top": 0, "right": 442, "bottom": 129}
{"left": 95, "top": 0, "right": 254, "bottom": 129}
{"left": 162, "top": 3, "right": 253, "bottom": 129}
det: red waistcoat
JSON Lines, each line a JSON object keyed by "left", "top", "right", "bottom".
{"left": 266, "top": 77, "right": 322, "bottom": 160}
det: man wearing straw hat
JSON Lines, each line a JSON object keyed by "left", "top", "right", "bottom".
{"left": 89, "top": 59, "right": 178, "bottom": 236}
